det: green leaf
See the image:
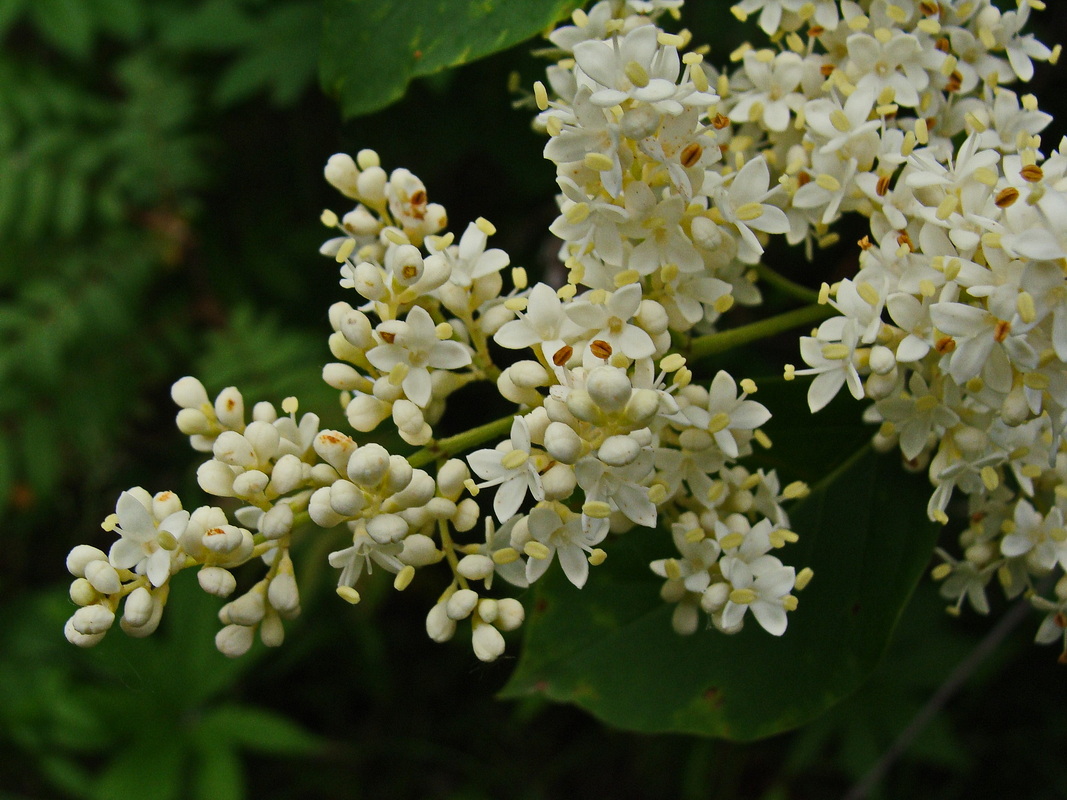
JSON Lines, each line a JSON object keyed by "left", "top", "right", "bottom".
{"left": 192, "top": 743, "right": 244, "bottom": 800}
{"left": 320, "top": 0, "right": 583, "bottom": 118}
{"left": 196, "top": 705, "right": 324, "bottom": 756}
{"left": 90, "top": 735, "right": 186, "bottom": 800}
{"left": 501, "top": 385, "right": 940, "bottom": 740}
{"left": 27, "top": 0, "right": 95, "bottom": 59}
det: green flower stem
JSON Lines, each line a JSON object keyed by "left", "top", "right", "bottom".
{"left": 687, "top": 303, "right": 834, "bottom": 361}
{"left": 753, "top": 261, "right": 822, "bottom": 304}
{"left": 408, "top": 413, "right": 515, "bottom": 468}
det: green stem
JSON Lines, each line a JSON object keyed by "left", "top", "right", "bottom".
{"left": 753, "top": 262, "right": 821, "bottom": 304}
{"left": 687, "top": 303, "right": 834, "bottom": 361}
{"left": 407, "top": 413, "right": 515, "bottom": 468}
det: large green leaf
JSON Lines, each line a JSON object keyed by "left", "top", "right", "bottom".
{"left": 501, "top": 382, "right": 940, "bottom": 739}
{"left": 320, "top": 0, "right": 582, "bottom": 118}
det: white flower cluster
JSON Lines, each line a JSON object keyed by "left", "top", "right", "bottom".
{"left": 65, "top": 0, "right": 1065, "bottom": 664}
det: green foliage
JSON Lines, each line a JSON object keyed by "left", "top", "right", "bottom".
{"left": 0, "top": 578, "right": 324, "bottom": 800}
{"left": 503, "top": 383, "right": 940, "bottom": 738}
{"left": 320, "top": 0, "right": 583, "bottom": 117}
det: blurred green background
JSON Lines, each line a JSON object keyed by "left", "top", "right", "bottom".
{"left": 2, "top": 1, "right": 1067, "bottom": 798}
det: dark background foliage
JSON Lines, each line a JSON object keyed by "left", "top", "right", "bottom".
{"left": 2, "top": 1, "right": 1067, "bottom": 798}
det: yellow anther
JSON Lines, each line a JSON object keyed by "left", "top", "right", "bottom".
{"left": 740, "top": 378, "right": 757, "bottom": 394}
{"left": 830, "top": 109, "right": 851, "bottom": 132}
{"left": 512, "top": 266, "right": 528, "bottom": 290}
{"left": 501, "top": 450, "right": 529, "bottom": 470}
{"left": 335, "top": 237, "right": 356, "bottom": 263}
{"left": 783, "top": 481, "right": 809, "bottom": 499}
{"left": 754, "top": 429, "right": 773, "bottom": 449}
{"left": 624, "top": 60, "right": 650, "bottom": 88}
{"left": 282, "top": 396, "right": 299, "bottom": 415}
{"left": 966, "top": 113, "right": 989, "bottom": 134}
{"left": 613, "top": 269, "right": 641, "bottom": 287}
{"left": 1017, "top": 291, "right": 1037, "bottom": 324}
{"left": 919, "top": 279, "right": 937, "bottom": 298}
{"left": 564, "top": 202, "right": 591, "bottom": 225}
{"left": 504, "top": 297, "right": 528, "bottom": 312}
{"left": 714, "top": 294, "right": 735, "bottom": 314}
{"left": 729, "top": 588, "right": 757, "bottom": 605}
{"left": 931, "top": 563, "right": 953, "bottom": 581}
{"left": 916, "top": 18, "right": 940, "bottom": 34}
{"left": 383, "top": 227, "right": 409, "bottom": 245}
{"left": 707, "top": 412, "right": 731, "bottom": 433}
{"left": 664, "top": 558, "right": 682, "bottom": 581}
{"left": 493, "top": 547, "right": 520, "bottom": 565}
{"left": 782, "top": 595, "right": 799, "bottom": 611}
{"left": 818, "top": 282, "right": 831, "bottom": 304}
{"left": 584, "top": 153, "right": 615, "bottom": 172}
{"left": 582, "top": 500, "right": 613, "bottom": 519}
{"left": 660, "top": 353, "right": 687, "bottom": 373}
{"left": 475, "top": 216, "right": 496, "bottom": 236}
{"left": 821, "top": 343, "right": 851, "bottom": 360}
{"left": 336, "top": 586, "right": 361, "bottom": 604}
{"left": 857, "top": 281, "right": 881, "bottom": 307}
{"left": 524, "top": 541, "right": 551, "bottom": 560}
{"left": 914, "top": 118, "right": 929, "bottom": 145}
{"left": 684, "top": 528, "right": 705, "bottom": 543}
{"left": 783, "top": 363, "right": 796, "bottom": 381}
{"left": 936, "top": 194, "right": 958, "bottom": 220}
{"left": 321, "top": 209, "right": 339, "bottom": 227}
{"left": 394, "top": 565, "right": 415, "bottom": 591}
{"left": 735, "top": 202, "right": 764, "bottom": 221}
{"left": 1023, "top": 372, "right": 1050, "bottom": 390}
{"left": 648, "top": 483, "right": 669, "bottom": 505}
{"left": 463, "top": 478, "right": 480, "bottom": 497}
{"left": 795, "top": 567, "right": 814, "bottom": 590}
{"left": 588, "top": 548, "right": 607, "bottom": 566}
{"left": 557, "top": 283, "right": 577, "bottom": 300}
{"left": 719, "top": 533, "right": 745, "bottom": 551}
{"left": 815, "top": 173, "right": 842, "bottom": 192}
{"left": 545, "top": 117, "right": 563, "bottom": 137}
{"left": 533, "top": 81, "right": 548, "bottom": 111}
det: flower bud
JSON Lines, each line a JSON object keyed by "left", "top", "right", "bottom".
{"left": 446, "top": 588, "right": 479, "bottom": 620}
{"left": 357, "top": 165, "right": 387, "bottom": 203}
{"left": 69, "top": 578, "right": 97, "bottom": 606}
{"left": 216, "top": 624, "right": 255, "bottom": 658}
{"left": 392, "top": 400, "right": 425, "bottom": 434}
{"left": 541, "top": 463, "right": 577, "bottom": 500}
{"left": 268, "top": 573, "right": 300, "bottom": 615}
{"left": 587, "top": 366, "right": 632, "bottom": 412}
{"left": 453, "top": 498, "right": 480, "bottom": 532}
{"left": 599, "top": 434, "right": 642, "bottom": 467}
{"left": 232, "top": 470, "right": 269, "bottom": 498}
{"left": 399, "top": 533, "right": 441, "bottom": 567}
{"left": 315, "top": 430, "right": 358, "bottom": 474}
{"left": 329, "top": 480, "right": 366, "bottom": 517}
{"left": 268, "top": 454, "right": 304, "bottom": 495}
{"left": 366, "top": 513, "right": 408, "bottom": 544}
{"left": 66, "top": 545, "right": 108, "bottom": 577}
{"left": 72, "top": 604, "right": 116, "bottom": 636}
{"left": 383, "top": 455, "right": 414, "bottom": 495}
{"left": 426, "top": 602, "right": 457, "bottom": 642}
{"left": 1001, "top": 385, "right": 1031, "bottom": 426}
{"left": 197, "top": 460, "right": 236, "bottom": 497}
{"left": 64, "top": 617, "right": 105, "bottom": 648}
{"left": 544, "top": 421, "right": 583, "bottom": 463}
{"left": 497, "top": 370, "right": 541, "bottom": 406}
{"left": 84, "top": 560, "right": 121, "bottom": 595}
{"left": 437, "top": 459, "right": 470, "bottom": 500}
{"left": 388, "top": 470, "right": 436, "bottom": 510}
{"left": 199, "top": 566, "right": 237, "bottom": 597}
{"left": 353, "top": 261, "right": 386, "bottom": 300}
{"left": 495, "top": 597, "right": 525, "bottom": 631}
{"left": 252, "top": 401, "right": 278, "bottom": 423}
{"left": 324, "top": 153, "right": 359, "bottom": 197}
{"left": 636, "top": 299, "right": 669, "bottom": 335}
{"left": 203, "top": 525, "right": 244, "bottom": 554}
{"left": 701, "top": 582, "right": 730, "bottom": 614}
{"left": 260, "top": 503, "right": 294, "bottom": 539}
{"left": 389, "top": 244, "right": 424, "bottom": 286}
{"left": 123, "top": 587, "right": 155, "bottom": 627}
{"left": 260, "top": 611, "right": 286, "bottom": 647}
{"left": 479, "top": 303, "right": 514, "bottom": 336}
{"left": 472, "top": 622, "right": 506, "bottom": 662}
{"left": 214, "top": 387, "right": 245, "bottom": 430}
{"left": 625, "top": 389, "right": 660, "bottom": 424}
{"left": 348, "top": 443, "right": 391, "bottom": 486}
{"left": 176, "top": 408, "right": 213, "bottom": 435}
{"left": 510, "top": 360, "right": 550, "bottom": 388}
{"left": 339, "top": 309, "right": 375, "bottom": 348}
{"left": 222, "top": 588, "right": 266, "bottom": 627}
{"left": 323, "top": 362, "right": 364, "bottom": 391}
{"left": 457, "top": 554, "right": 495, "bottom": 580}
{"left": 346, "top": 394, "right": 391, "bottom": 432}
{"left": 172, "top": 376, "right": 210, "bottom": 409}
{"left": 309, "top": 487, "right": 346, "bottom": 528}
{"left": 565, "top": 388, "right": 600, "bottom": 423}
{"left": 671, "top": 601, "right": 699, "bottom": 635}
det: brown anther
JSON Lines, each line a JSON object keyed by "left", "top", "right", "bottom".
{"left": 896, "top": 230, "right": 914, "bottom": 250}
{"left": 945, "top": 70, "right": 962, "bottom": 92}
{"left": 719, "top": 144, "right": 729, "bottom": 155}
{"left": 807, "top": 25, "right": 825, "bottom": 37}
{"left": 925, "top": 117, "right": 937, "bottom": 133}
{"left": 1056, "top": 612, "right": 1067, "bottom": 629}
{"left": 935, "top": 37, "right": 950, "bottom": 53}
{"left": 994, "top": 319, "right": 1012, "bottom": 343}
{"left": 410, "top": 190, "right": 427, "bottom": 206}
{"left": 552, "top": 345, "right": 573, "bottom": 366}
{"left": 680, "top": 142, "right": 703, "bottom": 168}
{"left": 1020, "top": 164, "right": 1044, "bottom": 183}
{"left": 712, "top": 113, "right": 730, "bottom": 130}
{"left": 401, "top": 265, "right": 418, "bottom": 279}
{"left": 158, "top": 491, "right": 176, "bottom": 501}
{"left": 205, "top": 527, "right": 225, "bottom": 538}
{"left": 919, "top": 0, "right": 940, "bottom": 16}
{"left": 876, "top": 174, "right": 891, "bottom": 196}
{"left": 225, "top": 398, "right": 237, "bottom": 411}
{"left": 819, "top": 63, "right": 835, "bottom": 77}
{"left": 379, "top": 331, "right": 396, "bottom": 344}
{"left": 995, "top": 187, "right": 1020, "bottom": 208}
{"left": 796, "top": 171, "right": 812, "bottom": 187}
{"left": 970, "top": 511, "right": 986, "bottom": 524}
{"left": 858, "top": 235, "right": 873, "bottom": 250}
{"left": 589, "top": 339, "right": 613, "bottom": 359}
{"left": 322, "top": 433, "right": 345, "bottom": 444}
{"left": 935, "top": 335, "right": 956, "bottom": 354}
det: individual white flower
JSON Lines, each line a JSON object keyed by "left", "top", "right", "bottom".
{"left": 107, "top": 489, "right": 190, "bottom": 588}
{"left": 365, "top": 305, "right": 472, "bottom": 407}
{"left": 494, "top": 282, "right": 579, "bottom": 359}
{"left": 728, "top": 50, "right": 806, "bottom": 133}
{"left": 669, "top": 371, "right": 771, "bottom": 459}
{"left": 844, "top": 29, "right": 930, "bottom": 109}
{"left": 794, "top": 316, "right": 865, "bottom": 412}
{"left": 468, "top": 416, "right": 546, "bottom": 523}
{"left": 706, "top": 157, "right": 790, "bottom": 263}
{"left": 718, "top": 554, "right": 795, "bottom": 636}
{"left": 566, "top": 284, "right": 656, "bottom": 363}
{"left": 524, "top": 503, "right": 608, "bottom": 588}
